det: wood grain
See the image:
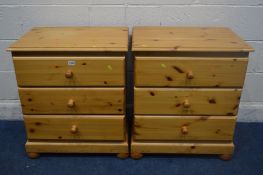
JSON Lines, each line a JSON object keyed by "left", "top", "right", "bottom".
{"left": 134, "top": 115, "right": 236, "bottom": 141}
{"left": 19, "top": 88, "right": 124, "bottom": 114}
{"left": 131, "top": 141, "right": 234, "bottom": 154}
{"left": 8, "top": 27, "right": 128, "bottom": 52}
{"left": 132, "top": 27, "right": 253, "bottom": 52}
{"left": 135, "top": 57, "right": 248, "bottom": 87}
{"left": 24, "top": 115, "right": 125, "bottom": 141}
{"left": 13, "top": 57, "right": 125, "bottom": 86}
{"left": 26, "top": 140, "right": 128, "bottom": 153}
{"left": 134, "top": 88, "right": 241, "bottom": 115}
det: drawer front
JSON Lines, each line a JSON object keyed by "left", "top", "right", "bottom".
{"left": 13, "top": 57, "right": 124, "bottom": 86}
{"left": 25, "top": 115, "right": 125, "bottom": 141}
{"left": 133, "top": 115, "right": 236, "bottom": 141}
{"left": 135, "top": 57, "right": 247, "bottom": 87}
{"left": 135, "top": 88, "right": 241, "bottom": 115}
{"left": 19, "top": 88, "right": 124, "bottom": 114}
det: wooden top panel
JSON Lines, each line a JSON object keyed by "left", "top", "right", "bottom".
{"left": 8, "top": 27, "right": 128, "bottom": 52}
{"left": 132, "top": 27, "right": 253, "bottom": 52}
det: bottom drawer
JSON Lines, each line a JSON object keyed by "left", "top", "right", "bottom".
{"left": 134, "top": 115, "right": 236, "bottom": 141}
{"left": 25, "top": 115, "right": 125, "bottom": 141}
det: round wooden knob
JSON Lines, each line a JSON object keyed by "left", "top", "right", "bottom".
{"left": 181, "top": 125, "right": 188, "bottom": 135}
{"left": 70, "top": 125, "right": 78, "bottom": 134}
{"left": 65, "top": 70, "right": 73, "bottom": 78}
{"left": 183, "top": 99, "right": 191, "bottom": 108}
{"left": 186, "top": 71, "right": 194, "bottom": 79}
{"left": 67, "top": 99, "right": 75, "bottom": 108}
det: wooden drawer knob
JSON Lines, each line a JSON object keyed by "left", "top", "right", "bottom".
{"left": 186, "top": 71, "right": 194, "bottom": 79}
{"left": 65, "top": 70, "right": 73, "bottom": 78}
{"left": 67, "top": 99, "right": 75, "bottom": 108}
{"left": 181, "top": 125, "right": 188, "bottom": 135}
{"left": 70, "top": 125, "right": 78, "bottom": 134}
{"left": 183, "top": 99, "right": 191, "bottom": 108}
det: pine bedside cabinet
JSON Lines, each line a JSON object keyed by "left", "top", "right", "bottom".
{"left": 131, "top": 27, "right": 253, "bottom": 160}
{"left": 8, "top": 27, "right": 129, "bottom": 159}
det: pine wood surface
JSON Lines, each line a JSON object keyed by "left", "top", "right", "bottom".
{"left": 26, "top": 140, "right": 128, "bottom": 153}
{"left": 13, "top": 56, "right": 125, "bottom": 86}
{"left": 131, "top": 140, "right": 234, "bottom": 154}
{"left": 134, "top": 88, "right": 241, "bottom": 115}
{"left": 24, "top": 115, "right": 125, "bottom": 141}
{"left": 133, "top": 115, "right": 236, "bottom": 141}
{"left": 19, "top": 87, "right": 124, "bottom": 114}
{"left": 8, "top": 27, "right": 128, "bottom": 52}
{"left": 135, "top": 56, "right": 248, "bottom": 87}
{"left": 132, "top": 27, "right": 253, "bottom": 52}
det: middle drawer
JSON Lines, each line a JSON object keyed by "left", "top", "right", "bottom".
{"left": 19, "top": 88, "right": 124, "bottom": 114}
{"left": 135, "top": 88, "right": 241, "bottom": 115}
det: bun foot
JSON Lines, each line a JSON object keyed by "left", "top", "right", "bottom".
{"left": 27, "top": 152, "right": 40, "bottom": 159}
{"left": 219, "top": 154, "right": 232, "bottom": 161}
{"left": 117, "top": 153, "right": 129, "bottom": 159}
{"left": 131, "top": 152, "right": 143, "bottom": 160}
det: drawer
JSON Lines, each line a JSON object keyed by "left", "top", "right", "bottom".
{"left": 13, "top": 57, "right": 124, "bottom": 86}
{"left": 24, "top": 115, "right": 125, "bottom": 141}
{"left": 19, "top": 88, "right": 124, "bottom": 114}
{"left": 133, "top": 115, "right": 236, "bottom": 141}
{"left": 135, "top": 57, "right": 247, "bottom": 87}
{"left": 135, "top": 88, "right": 241, "bottom": 115}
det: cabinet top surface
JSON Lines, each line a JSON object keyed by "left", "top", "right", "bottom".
{"left": 132, "top": 27, "right": 253, "bottom": 52}
{"left": 8, "top": 27, "right": 128, "bottom": 52}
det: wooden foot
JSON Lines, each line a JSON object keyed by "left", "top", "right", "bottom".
{"left": 219, "top": 154, "right": 232, "bottom": 161}
{"left": 27, "top": 152, "right": 40, "bottom": 159}
{"left": 131, "top": 152, "right": 143, "bottom": 160}
{"left": 117, "top": 153, "right": 129, "bottom": 159}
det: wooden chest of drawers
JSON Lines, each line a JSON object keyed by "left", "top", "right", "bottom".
{"left": 8, "top": 27, "right": 129, "bottom": 158}
{"left": 131, "top": 27, "right": 253, "bottom": 160}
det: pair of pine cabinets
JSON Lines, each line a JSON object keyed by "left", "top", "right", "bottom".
{"left": 8, "top": 27, "right": 253, "bottom": 160}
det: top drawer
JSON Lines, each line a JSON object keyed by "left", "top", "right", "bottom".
{"left": 135, "top": 57, "right": 248, "bottom": 87}
{"left": 13, "top": 56, "right": 125, "bottom": 87}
